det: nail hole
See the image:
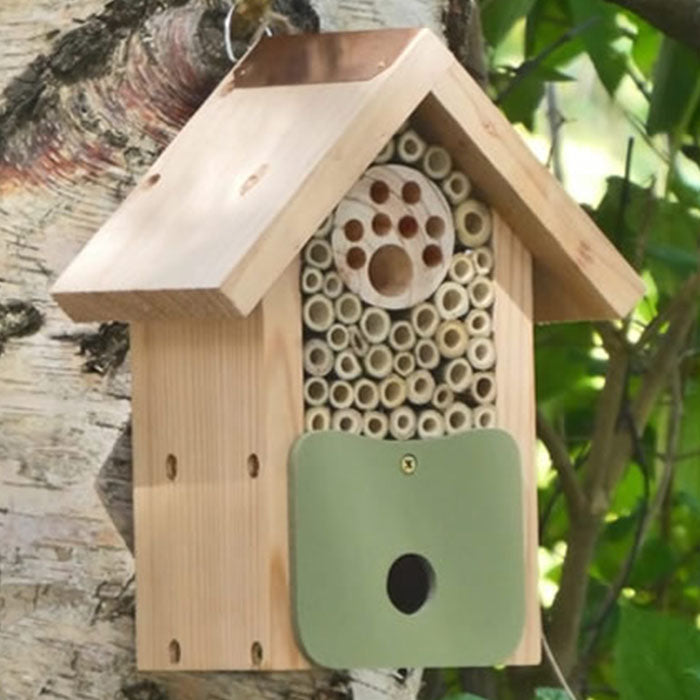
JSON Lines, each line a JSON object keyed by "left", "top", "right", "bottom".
{"left": 398, "top": 216, "right": 418, "bottom": 238}
{"left": 370, "top": 180, "right": 390, "bottom": 204}
{"left": 425, "top": 216, "right": 445, "bottom": 238}
{"left": 347, "top": 247, "right": 367, "bottom": 270}
{"left": 144, "top": 173, "right": 161, "bottom": 188}
{"left": 386, "top": 553, "right": 435, "bottom": 615}
{"left": 169, "top": 639, "right": 181, "bottom": 663}
{"left": 402, "top": 181, "right": 421, "bottom": 204}
{"left": 344, "top": 219, "right": 364, "bottom": 242}
{"left": 372, "top": 213, "right": 392, "bottom": 236}
{"left": 251, "top": 641, "right": 263, "bottom": 667}
{"left": 422, "top": 245, "right": 443, "bottom": 268}
{"left": 247, "top": 453, "right": 260, "bottom": 478}
{"left": 165, "top": 454, "right": 177, "bottom": 481}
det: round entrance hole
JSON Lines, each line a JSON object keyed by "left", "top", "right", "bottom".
{"left": 386, "top": 553, "right": 435, "bottom": 615}
{"left": 368, "top": 245, "right": 413, "bottom": 297}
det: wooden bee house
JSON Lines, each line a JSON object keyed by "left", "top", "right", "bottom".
{"left": 51, "top": 29, "right": 644, "bottom": 672}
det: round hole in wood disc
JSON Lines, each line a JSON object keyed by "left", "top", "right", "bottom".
{"left": 398, "top": 215, "right": 418, "bottom": 238}
{"left": 169, "top": 639, "right": 181, "bottom": 663}
{"left": 465, "top": 212, "right": 483, "bottom": 234}
{"left": 425, "top": 216, "right": 445, "bottom": 238}
{"left": 422, "top": 245, "right": 443, "bottom": 268}
{"left": 251, "top": 641, "right": 263, "bottom": 666}
{"left": 370, "top": 180, "right": 390, "bottom": 204}
{"left": 347, "top": 247, "right": 367, "bottom": 270}
{"left": 372, "top": 213, "right": 392, "bottom": 236}
{"left": 368, "top": 245, "right": 413, "bottom": 297}
{"left": 344, "top": 219, "right": 364, "bottom": 241}
{"left": 401, "top": 181, "right": 421, "bottom": 204}
{"left": 165, "top": 454, "right": 177, "bottom": 481}
{"left": 247, "top": 454, "right": 260, "bottom": 478}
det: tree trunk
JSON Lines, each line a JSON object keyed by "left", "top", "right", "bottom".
{"left": 0, "top": 1, "right": 445, "bottom": 698}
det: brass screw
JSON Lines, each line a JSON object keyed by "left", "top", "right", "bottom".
{"left": 400, "top": 454, "right": 417, "bottom": 475}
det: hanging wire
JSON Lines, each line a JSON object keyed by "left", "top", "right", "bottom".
{"left": 224, "top": 0, "right": 273, "bottom": 64}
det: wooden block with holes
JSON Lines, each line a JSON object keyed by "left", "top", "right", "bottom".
{"left": 52, "top": 29, "right": 644, "bottom": 671}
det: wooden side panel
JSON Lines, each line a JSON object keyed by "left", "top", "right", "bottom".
{"left": 131, "top": 262, "right": 305, "bottom": 671}
{"left": 493, "top": 214, "right": 541, "bottom": 665}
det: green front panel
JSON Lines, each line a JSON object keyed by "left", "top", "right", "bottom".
{"left": 289, "top": 430, "right": 525, "bottom": 669}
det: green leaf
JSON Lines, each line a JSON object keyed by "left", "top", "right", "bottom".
{"left": 481, "top": 0, "right": 537, "bottom": 47}
{"left": 535, "top": 690, "right": 569, "bottom": 700}
{"left": 627, "top": 15, "right": 662, "bottom": 78}
{"left": 615, "top": 605, "right": 700, "bottom": 700}
{"left": 526, "top": 0, "right": 584, "bottom": 68}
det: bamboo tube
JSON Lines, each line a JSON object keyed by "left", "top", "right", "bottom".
{"left": 435, "top": 320, "right": 469, "bottom": 359}
{"left": 473, "top": 246, "right": 494, "bottom": 276}
{"left": 303, "top": 376, "right": 329, "bottom": 407}
{"left": 411, "top": 302, "right": 440, "bottom": 338}
{"left": 389, "top": 406, "right": 417, "bottom": 440}
{"left": 313, "top": 214, "right": 333, "bottom": 238}
{"left": 323, "top": 271, "right": 344, "bottom": 299}
{"left": 432, "top": 383, "right": 454, "bottom": 411}
{"left": 335, "top": 292, "right": 363, "bottom": 325}
{"left": 329, "top": 380, "right": 354, "bottom": 409}
{"left": 417, "top": 409, "right": 445, "bottom": 439}
{"left": 332, "top": 408, "right": 363, "bottom": 434}
{"left": 445, "top": 402, "right": 472, "bottom": 434}
{"left": 301, "top": 266, "right": 323, "bottom": 295}
{"left": 353, "top": 378, "right": 380, "bottom": 411}
{"left": 434, "top": 281, "right": 470, "bottom": 320}
{"left": 364, "top": 344, "right": 393, "bottom": 379}
{"left": 422, "top": 145, "right": 452, "bottom": 179}
{"left": 326, "top": 323, "right": 350, "bottom": 352}
{"left": 305, "top": 406, "right": 331, "bottom": 432}
{"left": 396, "top": 129, "right": 426, "bottom": 164}
{"left": 474, "top": 405, "right": 496, "bottom": 429}
{"left": 363, "top": 411, "right": 389, "bottom": 439}
{"left": 455, "top": 199, "right": 492, "bottom": 248}
{"left": 303, "top": 294, "right": 335, "bottom": 332}
{"left": 443, "top": 357, "right": 473, "bottom": 393}
{"left": 374, "top": 138, "right": 395, "bottom": 165}
{"left": 348, "top": 325, "right": 369, "bottom": 357}
{"left": 406, "top": 369, "right": 435, "bottom": 405}
{"left": 469, "top": 372, "right": 497, "bottom": 405}
{"left": 465, "top": 309, "right": 492, "bottom": 337}
{"left": 379, "top": 374, "right": 407, "bottom": 409}
{"left": 441, "top": 171, "right": 471, "bottom": 205}
{"left": 393, "top": 351, "right": 416, "bottom": 378}
{"left": 448, "top": 252, "right": 475, "bottom": 286}
{"left": 415, "top": 338, "right": 440, "bottom": 370}
{"left": 467, "top": 337, "right": 496, "bottom": 370}
{"left": 303, "top": 339, "right": 334, "bottom": 377}
{"left": 360, "top": 306, "right": 391, "bottom": 344}
{"left": 388, "top": 320, "right": 416, "bottom": 352}
{"left": 468, "top": 276, "right": 495, "bottom": 310}
{"left": 304, "top": 238, "right": 333, "bottom": 270}
{"left": 335, "top": 349, "right": 362, "bottom": 380}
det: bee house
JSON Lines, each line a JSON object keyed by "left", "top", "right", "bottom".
{"left": 52, "top": 29, "right": 644, "bottom": 672}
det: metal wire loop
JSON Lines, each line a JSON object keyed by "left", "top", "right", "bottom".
{"left": 224, "top": 1, "right": 273, "bottom": 64}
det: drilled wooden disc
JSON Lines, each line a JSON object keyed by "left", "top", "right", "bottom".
{"left": 331, "top": 165, "right": 455, "bottom": 310}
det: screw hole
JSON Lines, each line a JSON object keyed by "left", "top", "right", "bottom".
{"left": 165, "top": 454, "right": 177, "bottom": 481}
{"left": 251, "top": 641, "right": 263, "bottom": 666}
{"left": 169, "top": 639, "right": 181, "bottom": 663}
{"left": 144, "top": 173, "right": 161, "bottom": 188}
{"left": 247, "top": 454, "right": 260, "bottom": 478}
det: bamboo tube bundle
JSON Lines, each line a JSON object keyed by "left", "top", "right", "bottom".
{"left": 444, "top": 402, "right": 472, "bottom": 434}
{"left": 305, "top": 406, "right": 331, "bottom": 432}
{"left": 468, "top": 372, "right": 497, "bottom": 405}
{"left": 353, "top": 378, "right": 380, "bottom": 411}
{"left": 379, "top": 374, "right": 407, "bottom": 409}
{"left": 348, "top": 325, "right": 369, "bottom": 357}
{"left": 360, "top": 306, "right": 391, "bottom": 344}
{"left": 304, "top": 339, "right": 334, "bottom": 376}
{"left": 435, "top": 320, "right": 469, "bottom": 359}
{"left": 364, "top": 344, "right": 393, "bottom": 379}
{"left": 332, "top": 408, "right": 363, "bottom": 434}
{"left": 467, "top": 276, "right": 495, "bottom": 310}
{"left": 301, "top": 266, "right": 324, "bottom": 295}
{"left": 422, "top": 145, "right": 452, "bottom": 180}
{"left": 303, "top": 294, "right": 335, "bottom": 332}
{"left": 465, "top": 309, "right": 492, "bottom": 337}
{"left": 432, "top": 383, "right": 454, "bottom": 411}
{"left": 396, "top": 129, "right": 426, "bottom": 164}
{"left": 363, "top": 411, "right": 389, "bottom": 439}
{"left": 374, "top": 138, "right": 396, "bottom": 165}
{"left": 329, "top": 380, "right": 354, "bottom": 409}
{"left": 473, "top": 246, "right": 494, "bottom": 276}
{"left": 304, "top": 377, "right": 329, "bottom": 407}
{"left": 393, "top": 351, "right": 416, "bottom": 378}
{"left": 326, "top": 323, "right": 350, "bottom": 352}
{"left": 441, "top": 171, "right": 471, "bottom": 205}
{"left": 415, "top": 338, "right": 440, "bottom": 370}
{"left": 335, "top": 349, "right": 362, "bottom": 380}
{"left": 406, "top": 369, "right": 436, "bottom": 405}
{"left": 313, "top": 214, "right": 334, "bottom": 238}
{"left": 389, "top": 406, "right": 417, "bottom": 440}
{"left": 473, "top": 405, "right": 496, "bottom": 429}
{"left": 448, "top": 252, "right": 475, "bottom": 286}
{"left": 443, "top": 357, "right": 473, "bottom": 393}
{"left": 388, "top": 320, "right": 416, "bottom": 352}
{"left": 466, "top": 337, "right": 496, "bottom": 371}
{"left": 304, "top": 238, "right": 333, "bottom": 270}
{"left": 323, "top": 271, "right": 344, "bottom": 299}
{"left": 455, "top": 199, "right": 492, "bottom": 248}
{"left": 335, "top": 292, "right": 363, "bottom": 325}
{"left": 411, "top": 302, "right": 440, "bottom": 338}
{"left": 434, "top": 281, "right": 470, "bottom": 320}
{"left": 417, "top": 409, "right": 445, "bottom": 439}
